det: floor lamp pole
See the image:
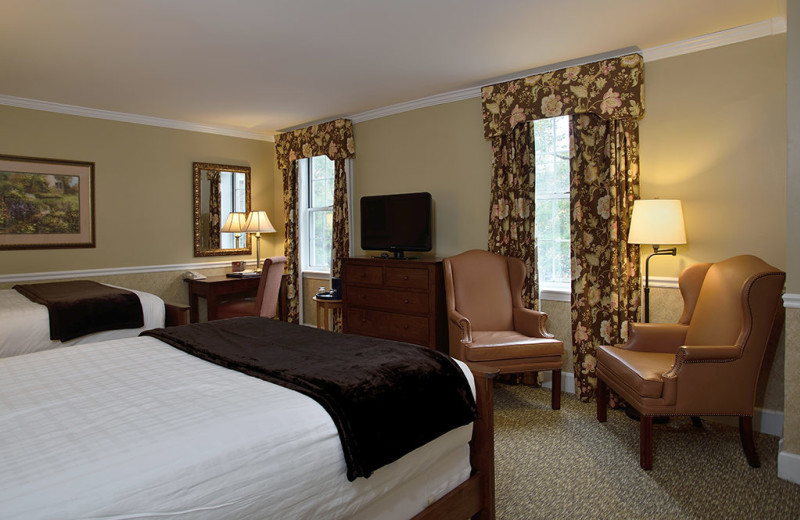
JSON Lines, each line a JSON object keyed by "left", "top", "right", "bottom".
{"left": 643, "top": 246, "right": 676, "bottom": 323}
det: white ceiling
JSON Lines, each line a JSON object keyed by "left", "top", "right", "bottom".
{"left": 0, "top": 0, "right": 786, "bottom": 139}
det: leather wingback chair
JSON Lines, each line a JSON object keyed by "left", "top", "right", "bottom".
{"left": 596, "top": 255, "right": 785, "bottom": 470}
{"left": 443, "top": 249, "right": 564, "bottom": 409}
{"left": 217, "top": 256, "right": 287, "bottom": 320}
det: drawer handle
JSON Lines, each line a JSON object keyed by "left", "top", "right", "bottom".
{"left": 403, "top": 324, "right": 409, "bottom": 329}
{"left": 403, "top": 299, "right": 409, "bottom": 304}
{"left": 402, "top": 275, "right": 409, "bottom": 280}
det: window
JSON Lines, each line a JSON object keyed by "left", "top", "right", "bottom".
{"left": 534, "top": 116, "right": 571, "bottom": 291}
{"left": 298, "top": 155, "right": 335, "bottom": 272}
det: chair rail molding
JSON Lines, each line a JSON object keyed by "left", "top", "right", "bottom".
{"left": 0, "top": 260, "right": 256, "bottom": 284}
{"left": 783, "top": 293, "right": 800, "bottom": 309}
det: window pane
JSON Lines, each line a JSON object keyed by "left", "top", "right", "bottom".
{"left": 309, "top": 209, "right": 332, "bottom": 269}
{"left": 311, "top": 156, "right": 335, "bottom": 208}
{"left": 534, "top": 116, "right": 571, "bottom": 285}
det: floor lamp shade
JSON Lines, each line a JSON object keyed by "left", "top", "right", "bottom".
{"left": 628, "top": 199, "right": 687, "bottom": 323}
{"left": 628, "top": 199, "right": 687, "bottom": 247}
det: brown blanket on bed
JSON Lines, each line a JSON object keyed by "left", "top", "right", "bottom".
{"left": 142, "top": 317, "right": 478, "bottom": 481}
{"left": 14, "top": 281, "right": 144, "bottom": 341}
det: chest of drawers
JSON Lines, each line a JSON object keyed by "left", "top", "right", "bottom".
{"left": 341, "top": 257, "right": 447, "bottom": 352}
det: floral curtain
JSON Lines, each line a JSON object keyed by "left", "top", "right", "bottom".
{"left": 481, "top": 54, "right": 644, "bottom": 402}
{"left": 206, "top": 170, "right": 221, "bottom": 249}
{"left": 569, "top": 115, "right": 641, "bottom": 402}
{"left": 275, "top": 119, "right": 355, "bottom": 325}
{"left": 488, "top": 122, "right": 538, "bottom": 308}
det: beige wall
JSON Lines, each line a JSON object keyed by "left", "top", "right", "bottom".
{"left": 639, "top": 34, "right": 787, "bottom": 276}
{"left": 350, "top": 35, "right": 788, "bottom": 412}
{"left": 353, "top": 98, "right": 492, "bottom": 258}
{"left": 0, "top": 105, "right": 279, "bottom": 294}
{"left": 782, "top": 0, "right": 799, "bottom": 462}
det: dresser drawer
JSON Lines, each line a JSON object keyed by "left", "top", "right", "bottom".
{"left": 384, "top": 267, "right": 429, "bottom": 290}
{"left": 346, "top": 286, "right": 428, "bottom": 314}
{"left": 343, "top": 264, "right": 383, "bottom": 286}
{"left": 345, "top": 308, "right": 429, "bottom": 345}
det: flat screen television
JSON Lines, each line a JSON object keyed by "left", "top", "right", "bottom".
{"left": 360, "top": 192, "right": 432, "bottom": 259}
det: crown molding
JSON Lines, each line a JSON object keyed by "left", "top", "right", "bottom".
{"left": 1, "top": 17, "right": 785, "bottom": 136}
{"left": 348, "top": 17, "right": 787, "bottom": 124}
{"left": 0, "top": 94, "right": 273, "bottom": 142}
{"left": 641, "top": 17, "right": 786, "bottom": 62}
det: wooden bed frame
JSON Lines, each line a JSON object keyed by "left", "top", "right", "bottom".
{"left": 413, "top": 363, "right": 497, "bottom": 520}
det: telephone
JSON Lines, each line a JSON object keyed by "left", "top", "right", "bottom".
{"left": 183, "top": 271, "right": 207, "bottom": 280}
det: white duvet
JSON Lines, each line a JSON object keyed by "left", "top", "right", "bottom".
{"left": 0, "top": 287, "right": 165, "bottom": 358}
{"left": 0, "top": 337, "right": 473, "bottom": 520}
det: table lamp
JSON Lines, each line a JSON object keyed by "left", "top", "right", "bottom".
{"left": 244, "top": 210, "right": 276, "bottom": 271}
{"left": 627, "top": 199, "right": 687, "bottom": 322}
{"left": 220, "top": 212, "right": 248, "bottom": 249}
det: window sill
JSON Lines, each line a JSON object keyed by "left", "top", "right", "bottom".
{"left": 301, "top": 269, "right": 331, "bottom": 278}
{"left": 540, "top": 284, "right": 570, "bottom": 302}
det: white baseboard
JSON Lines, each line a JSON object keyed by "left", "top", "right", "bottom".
{"left": 778, "top": 440, "right": 800, "bottom": 484}
{"left": 540, "top": 370, "right": 782, "bottom": 436}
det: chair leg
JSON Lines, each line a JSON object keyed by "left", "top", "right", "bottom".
{"left": 596, "top": 378, "right": 607, "bottom": 422}
{"left": 640, "top": 415, "right": 653, "bottom": 470}
{"left": 690, "top": 416, "right": 703, "bottom": 428}
{"left": 739, "top": 416, "right": 761, "bottom": 468}
{"left": 551, "top": 369, "right": 561, "bottom": 410}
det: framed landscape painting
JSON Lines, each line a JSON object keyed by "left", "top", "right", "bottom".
{"left": 0, "top": 154, "right": 95, "bottom": 250}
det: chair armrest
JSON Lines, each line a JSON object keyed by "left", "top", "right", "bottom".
{"left": 619, "top": 322, "right": 689, "bottom": 353}
{"left": 513, "top": 308, "right": 554, "bottom": 339}
{"left": 665, "top": 344, "right": 741, "bottom": 378}
{"left": 448, "top": 309, "right": 473, "bottom": 344}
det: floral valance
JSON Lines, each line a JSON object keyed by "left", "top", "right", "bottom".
{"left": 275, "top": 118, "right": 355, "bottom": 170}
{"left": 482, "top": 53, "right": 644, "bottom": 139}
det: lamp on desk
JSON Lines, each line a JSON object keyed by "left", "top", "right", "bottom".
{"left": 627, "top": 199, "right": 687, "bottom": 323}
{"left": 221, "top": 212, "right": 248, "bottom": 249}
{"left": 244, "top": 210, "right": 276, "bottom": 271}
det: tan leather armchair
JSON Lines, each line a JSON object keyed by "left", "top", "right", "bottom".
{"left": 443, "top": 250, "right": 564, "bottom": 409}
{"left": 596, "top": 255, "right": 785, "bottom": 469}
{"left": 217, "top": 256, "right": 287, "bottom": 320}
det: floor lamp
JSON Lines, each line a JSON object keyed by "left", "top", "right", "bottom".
{"left": 244, "top": 210, "right": 276, "bottom": 271}
{"left": 627, "top": 199, "right": 687, "bottom": 323}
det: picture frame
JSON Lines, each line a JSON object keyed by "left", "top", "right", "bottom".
{"left": 0, "top": 154, "right": 95, "bottom": 250}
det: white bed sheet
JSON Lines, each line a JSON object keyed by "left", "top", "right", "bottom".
{"left": 0, "top": 337, "right": 474, "bottom": 520}
{"left": 0, "top": 286, "right": 165, "bottom": 358}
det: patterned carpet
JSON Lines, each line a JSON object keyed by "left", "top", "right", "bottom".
{"left": 493, "top": 384, "right": 800, "bottom": 520}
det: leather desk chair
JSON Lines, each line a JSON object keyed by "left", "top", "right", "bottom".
{"left": 444, "top": 249, "right": 564, "bottom": 410}
{"left": 217, "top": 256, "right": 287, "bottom": 320}
{"left": 596, "top": 255, "right": 785, "bottom": 469}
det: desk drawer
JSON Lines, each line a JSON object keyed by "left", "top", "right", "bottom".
{"left": 385, "top": 267, "right": 429, "bottom": 290}
{"left": 346, "top": 286, "right": 428, "bottom": 313}
{"left": 345, "top": 308, "right": 429, "bottom": 345}
{"left": 343, "top": 264, "right": 383, "bottom": 286}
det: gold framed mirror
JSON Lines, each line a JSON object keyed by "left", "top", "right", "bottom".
{"left": 193, "top": 162, "right": 252, "bottom": 257}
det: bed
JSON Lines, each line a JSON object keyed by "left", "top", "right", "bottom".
{"left": 0, "top": 318, "right": 496, "bottom": 520}
{"left": 0, "top": 282, "right": 168, "bottom": 358}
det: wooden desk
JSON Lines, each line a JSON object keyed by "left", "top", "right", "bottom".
{"left": 185, "top": 274, "right": 289, "bottom": 323}
{"left": 313, "top": 296, "right": 342, "bottom": 331}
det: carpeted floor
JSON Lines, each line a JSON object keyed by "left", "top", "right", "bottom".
{"left": 494, "top": 383, "right": 800, "bottom": 519}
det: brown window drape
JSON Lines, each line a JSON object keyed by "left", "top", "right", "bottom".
{"left": 275, "top": 119, "right": 355, "bottom": 326}
{"left": 482, "top": 54, "right": 644, "bottom": 401}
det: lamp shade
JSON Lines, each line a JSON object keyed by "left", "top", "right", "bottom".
{"left": 628, "top": 199, "right": 687, "bottom": 246}
{"left": 244, "top": 210, "right": 276, "bottom": 234}
{"left": 221, "top": 212, "right": 248, "bottom": 233}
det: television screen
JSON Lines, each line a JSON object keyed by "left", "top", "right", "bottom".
{"left": 360, "top": 192, "right": 432, "bottom": 258}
